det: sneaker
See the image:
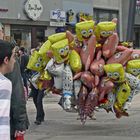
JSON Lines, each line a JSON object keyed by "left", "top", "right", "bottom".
{"left": 95, "top": 106, "right": 100, "bottom": 112}
{"left": 34, "top": 120, "right": 41, "bottom": 125}
{"left": 89, "top": 112, "right": 96, "bottom": 120}
{"left": 41, "top": 119, "right": 45, "bottom": 122}
{"left": 123, "top": 102, "right": 131, "bottom": 111}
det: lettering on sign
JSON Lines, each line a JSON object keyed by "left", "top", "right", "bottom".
{"left": 0, "top": 8, "right": 8, "bottom": 12}
{"left": 50, "top": 21, "right": 65, "bottom": 27}
{"left": 25, "top": 0, "right": 43, "bottom": 21}
{"left": 50, "top": 9, "right": 66, "bottom": 21}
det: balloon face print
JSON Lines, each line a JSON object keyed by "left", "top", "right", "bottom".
{"left": 90, "top": 58, "right": 105, "bottom": 76}
{"left": 27, "top": 51, "right": 45, "bottom": 72}
{"left": 51, "top": 39, "right": 70, "bottom": 64}
{"left": 115, "top": 82, "right": 131, "bottom": 107}
{"left": 107, "top": 49, "right": 133, "bottom": 65}
{"left": 130, "top": 49, "right": 140, "bottom": 60}
{"left": 104, "top": 63, "right": 125, "bottom": 83}
{"left": 126, "top": 59, "right": 140, "bottom": 76}
{"left": 76, "top": 20, "right": 95, "bottom": 41}
{"left": 95, "top": 21, "right": 116, "bottom": 41}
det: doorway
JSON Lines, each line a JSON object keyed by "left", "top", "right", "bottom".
{"left": 134, "top": 27, "right": 140, "bottom": 48}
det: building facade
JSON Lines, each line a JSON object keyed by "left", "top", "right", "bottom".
{"left": 135, "top": 0, "right": 140, "bottom": 47}
{"left": 93, "top": 0, "right": 140, "bottom": 47}
{"left": 0, "top": 0, "right": 64, "bottom": 49}
{"left": 0, "top": 0, "right": 139, "bottom": 49}
{"left": 63, "top": 0, "right": 93, "bottom": 33}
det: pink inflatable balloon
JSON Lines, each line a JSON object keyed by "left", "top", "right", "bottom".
{"left": 102, "top": 33, "right": 119, "bottom": 58}
{"left": 80, "top": 35, "right": 96, "bottom": 70}
{"left": 107, "top": 49, "right": 133, "bottom": 65}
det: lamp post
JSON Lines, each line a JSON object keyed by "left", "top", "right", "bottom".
{"left": 126, "top": 0, "right": 137, "bottom": 41}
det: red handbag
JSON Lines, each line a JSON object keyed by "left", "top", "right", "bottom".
{"left": 16, "top": 135, "right": 24, "bottom": 140}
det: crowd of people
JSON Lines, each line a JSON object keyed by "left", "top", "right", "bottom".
{"left": 0, "top": 23, "right": 46, "bottom": 140}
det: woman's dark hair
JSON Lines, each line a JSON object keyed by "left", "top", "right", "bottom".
{"left": 19, "top": 47, "right": 26, "bottom": 53}
{"left": 0, "top": 39, "right": 15, "bottom": 66}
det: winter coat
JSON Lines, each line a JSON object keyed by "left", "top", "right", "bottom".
{"left": 5, "top": 59, "right": 29, "bottom": 138}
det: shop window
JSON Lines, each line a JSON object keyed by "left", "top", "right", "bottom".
{"left": 93, "top": 8, "right": 119, "bottom": 34}
{"left": 93, "top": 8, "right": 119, "bottom": 23}
{"left": 11, "top": 25, "right": 46, "bottom": 49}
{"left": 11, "top": 26, "right": 31, "bottom": 50}
{"left": 98, "top": 12, "right": 110, "bottom": 22}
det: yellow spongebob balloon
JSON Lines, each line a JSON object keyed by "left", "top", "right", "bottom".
{"left": 37, "top": 71, "right": 52, "bottom": 90}
{"left": 114, "top": 82, "right": 131, "bottom": 109}
{"left": 104, "top": 63, "right": 125, "bottom": 83}
{"left": 48, "top": 32, "right": 66, "bottom": 44}
{"left": 126, "top": 59, "right": 140, "bottom": 76}
{"left": 51, "top": 39, "right": 69, "bottom": 64}
{"left": 95, "top": 21, "right": 116, "bottom": 41}
{"left": 38, "top": 41, "right": 52, "bottom": 67}
{"left": 76, "top": 20, "right": 95, "bottom": 41}
{"left": 69, "top": 50, "right": 82, "bottom": 73}
{"left": 39, "top": 71, "right": 52, "bottom": 81}
{"left": 39, "top": 40, "right": 51, "bottom": 55}
{"left": 137, "top": 75, "right": 140, "bottom": 79}
{"left": 27, "top": 51, "right": 45, "bottom": 72}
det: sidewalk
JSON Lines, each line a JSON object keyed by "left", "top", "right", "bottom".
{"left": 25, "top": 93, "right": 140, "bottom": 140}
{"left": 44, "top": 93, "right": 61, "bottom": 103}
{"left": 28, "top": 92, "right": 61, "bottom": 103}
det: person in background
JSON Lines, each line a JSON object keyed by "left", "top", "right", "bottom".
{"left": 5, "top": 43, "right": 29, "bottom": 140}
{"left": 3, "top": 39, "right": 29, "bottom": 140}
{"left": 0, "top": 40, "right": 16, "bottom": 140}
{"left": 0, "top": 22, "right": 4, "bottom": 40}
{"left": 19, "top": 47, "right": 29, "bottom": 95}
{"left": 26, "top": 70, "right": 45, "bottom": 125}
{"left": 32, "top": 84, "right": 45, "bottom": 125}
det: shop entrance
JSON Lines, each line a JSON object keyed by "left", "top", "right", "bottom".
{"left": 11, "top": 25, "right": 47, "bottom": 51}
{"left": 134, "top": 27, "right": 140, "bottom": 48}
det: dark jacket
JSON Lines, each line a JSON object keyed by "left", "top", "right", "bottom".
{"left": 20, "top": 54, "right": 29, "bottom": 74}
{"left": 5, "top": 59, "right": 29, "bottom": 138}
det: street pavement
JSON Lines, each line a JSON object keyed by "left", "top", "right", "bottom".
{"left": 25, "top": 93, "right": 140, "bottom": 140}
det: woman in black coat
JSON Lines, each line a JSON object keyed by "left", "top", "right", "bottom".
{"left": 5, "top": 57, "right": 29, "bottom": 140}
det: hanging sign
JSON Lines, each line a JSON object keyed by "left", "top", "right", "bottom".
{"left": 25, "top": 0, "right": 43, "bottom": 21}
{"left": 50, "top": 9, "right": 66, "bottom": 21}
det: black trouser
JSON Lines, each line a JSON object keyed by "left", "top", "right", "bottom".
{"left": 21, "top": 72, "right": 28, "bottom": 95}
{"left": 10, "top": 134, "right": 15, "bottom": 140}
{"left": 31, "top": 86, "right": 45, "bottom": 121}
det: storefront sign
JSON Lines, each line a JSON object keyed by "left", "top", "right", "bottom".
{"left": 0, "top": 8, "right": 8, "bottom": 12}
{"left": 50, "top": 21, "right": 65, "bottom": 27}
{"left": 25, "top": 0, "right": 43, "bottom": 21}
{"left": 50, "top": 9, "right": 66, "bottom": 21}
